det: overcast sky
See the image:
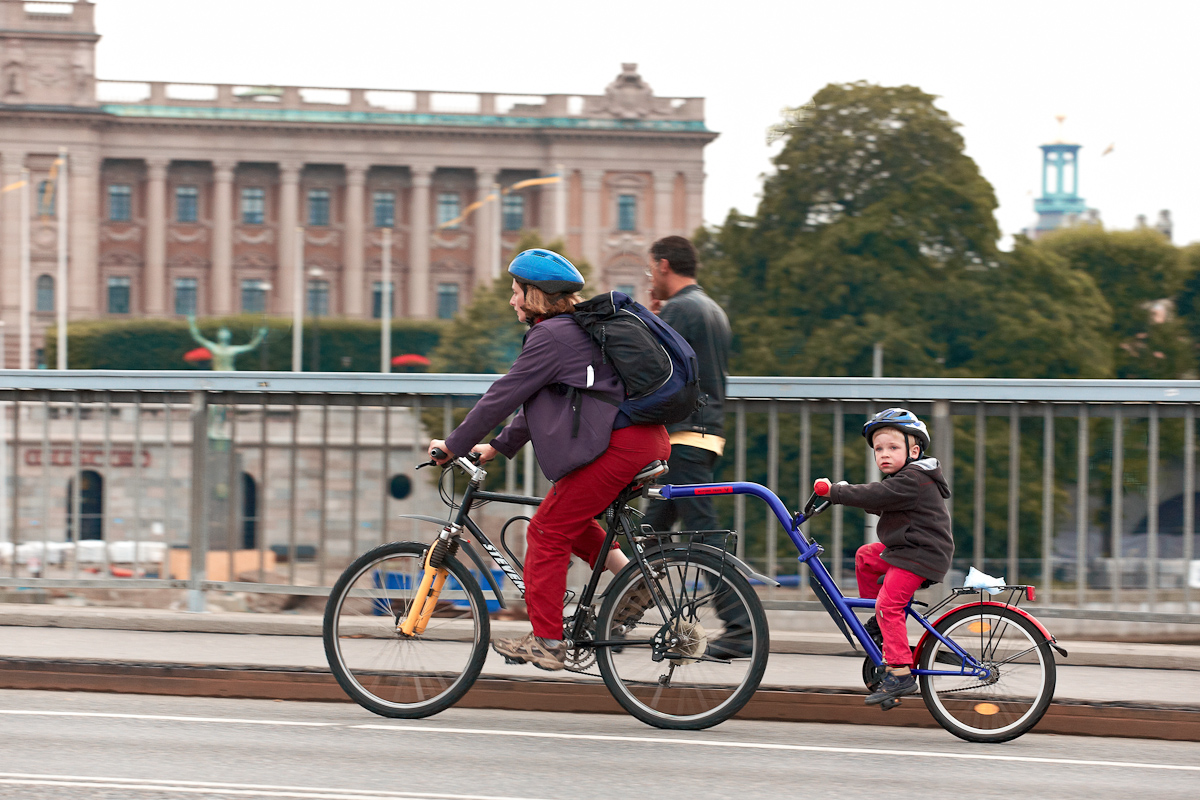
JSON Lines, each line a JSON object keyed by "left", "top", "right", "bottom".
{"left": 93, "top": 0, "right": 1200, "bottom": 247}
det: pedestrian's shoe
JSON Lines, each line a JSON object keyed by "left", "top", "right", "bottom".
{"left": 865, "top": 671, "right": 918, "bottom": 706}
{"left": 491, "top": 633, "right": 566, "bottom": 672}
{"left": 705, "top": 627, "right": 754, "bottom": 660}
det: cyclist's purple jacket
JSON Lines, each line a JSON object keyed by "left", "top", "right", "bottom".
{"left": 444, "top": 314, "right": 624, "bottom": 482}
{"left": 828, "top": 458, "right": 954, "bottom": 583}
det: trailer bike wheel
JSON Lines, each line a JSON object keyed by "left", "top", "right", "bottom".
{"left": 596, "top": 550, "right": 769, "bottom": 730}
{"left": 917, "top": 605, "right": 1056, "bottom": 743}
{"left": 323, "top": 541, "right": 490, "bottom": 718}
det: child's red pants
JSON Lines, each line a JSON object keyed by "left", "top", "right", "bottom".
{"left": 855, "top": 542, "right": 926, "bottom": 667}
{"left": 523, "top": 425, "right": 670, "bottom": 640}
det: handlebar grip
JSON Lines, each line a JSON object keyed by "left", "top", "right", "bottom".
{"left": 813, "top": 478, "right": 832, "bottom": 497}
{"left": 431, "top": 447, "right": 448, "bottom": 461}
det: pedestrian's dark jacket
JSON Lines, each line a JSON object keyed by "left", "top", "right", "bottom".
{"left": 444, "top": 314, "right": 624, "bottom": 482}
{"left": 829, "top": 458, "right": 954, "bottom": 583}
{"left": 657, "top": 284, "right": 730, "bottom": 438}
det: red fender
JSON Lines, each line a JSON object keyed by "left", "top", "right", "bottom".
{"left": 914, "top": 601, "right": 1057, "bottom": 662}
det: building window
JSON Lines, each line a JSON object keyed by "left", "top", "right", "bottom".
{"left": 107, "top": 277, "right": 131, "bottom": 314}
{"left": 372, "top": 281, "right": 395, "bottom": 319}
{"left": 241, "top": 187, "right": 265, "bottom": 225}
{"left": 373, "top": 191, "right": 395, "bottom": 228}
{"left": 37, "top": 180, "right": 55, "bottom": 217}
{"left": 502, "top": 193, "right": 525, "bottom": 232}
{"left": 36, "top": 274, "right": 54, "bottom": 312}
{"left": 174, "top": 277, "right": 198, "bottom": 316}
{"left": 308, "top": 189, "right": 330, "bottom": 226}
{"left": 241, "top": 279, "right": 268, "bottom": 313}
{"left": 436, "top": 192, "right": 460, "bottom": 228}
{"left": 436, "top": 283, "right": 459, "bottom": 319}
{"left": 108, "top": 184, "right": 132, "bottom": 222}
{"left": 617, "top": 194, "right": 637, "bottom": 232}
{"left": 616, "top": 283, "right": 635, "bottom": 298}
{"left": 176, "top": 185, "right": 198, "bottom": 223}
{"left": 307, "top": 280, "right": 329, "bottom": 316}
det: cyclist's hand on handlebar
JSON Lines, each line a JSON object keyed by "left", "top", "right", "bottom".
{"left": 471, "top": 443, "right": 497, "bottom": 464}
{"left": 428, "top": 439, "right": 454, "bottom": 465}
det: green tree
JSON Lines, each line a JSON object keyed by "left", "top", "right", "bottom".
{"left": 1032, "top": 226, "right": 1191, "bottom": 379}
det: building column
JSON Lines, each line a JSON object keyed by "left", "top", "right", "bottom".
{"left": 473, "top": 166, "right": 497, "bottom": 289}
{"left": 653, "top": 169, "right": 677, "bottom": 242}
{"left": 68, "top": 150, "right": 99, "bottom": 318}
{"left": 1, "top": 150, "right": 24, "bottom": 323}
{"left": 144, "top": 157, "right": 169, "bottom": 315}
{"left": 684, "top": 170, "right": 705, "bottom": 238}
{"left": 277, "top": 161, "right": 301, "bottom": 316}
{"left": 343, "top": 163, "right": 367, "bottom": 317}
{"left": 409, "top": 165, "right": 433, "bottom": 318}
{"left": 210, "top": 159, "right": 236, "bottom": 316}
{"left": 580, "top": 169, "right": 604, "bottom": 286}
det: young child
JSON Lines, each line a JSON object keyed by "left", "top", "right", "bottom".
{"left": 813, "top": 408, "right": 953, "bottom": 707}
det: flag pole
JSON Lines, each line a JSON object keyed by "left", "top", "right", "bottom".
{"left": 56, "top": 148, "right": 69, "bottom": 370}
{"left": 380, "top": 226, "right": 392, "bottom": 373}
{"left": 19, "top": 168, "right": 30, "bottom": 370}
{"left": 291, "top": 226, "right": 304, "bottom": 372}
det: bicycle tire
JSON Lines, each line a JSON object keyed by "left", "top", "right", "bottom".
{"left": 917, "top": 604, "right": 1056, "bottom": 743}
{"left": 323, "top": 540, "right": 490, "bottom": 718}
{"left": 596, "top": 548, "right": 769, "bottom": 730}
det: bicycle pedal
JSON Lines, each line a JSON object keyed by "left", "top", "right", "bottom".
{"left": 879, "top": 697, "right": 901, "bottom": 711}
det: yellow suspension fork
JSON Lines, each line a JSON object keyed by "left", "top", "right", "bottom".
{"left": 399, "top": 535, "right": 452, "bottom": 636}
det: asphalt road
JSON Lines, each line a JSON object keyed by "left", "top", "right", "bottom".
{"left": 0, "top": 689, "right": 1197, "bottom": 800}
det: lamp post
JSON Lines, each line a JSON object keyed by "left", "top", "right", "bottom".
{"left": 308, "top": 267, "right": 324, "bottom": 372}
{"left": 258, "top": 281, "right": 272, "bottom": 371}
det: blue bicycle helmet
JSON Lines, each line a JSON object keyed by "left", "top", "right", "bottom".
{"left": 863, "top": 408, "right": 930, "bottom": 459}
{"left": 508, "top": 249, "right": 584, "bottom": 295}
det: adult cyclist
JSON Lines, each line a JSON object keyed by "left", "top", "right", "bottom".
{"left": 428, "top": 249, "right": 670, "bottom": 670}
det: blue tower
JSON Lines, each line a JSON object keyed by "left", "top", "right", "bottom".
{"left": 1033, "top": 118, "right": 1087, "bottom": 234}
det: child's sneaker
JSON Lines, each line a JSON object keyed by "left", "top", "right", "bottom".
{"left": 865, "top": 671, "right": 917, "bottom": 705}
{"left": 491, "top": 633, "right": 566, "bottom": 671}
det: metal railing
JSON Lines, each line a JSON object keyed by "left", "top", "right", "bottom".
{"left": 0, "top": 372, "right": 1196, "bottom": 624}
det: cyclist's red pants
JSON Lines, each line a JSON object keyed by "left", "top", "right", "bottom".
{"left": 523, "top": 424, "right": 670, "bottom": 640}
{"left": 855, "top": 542, "right": 926, "bottom": 667}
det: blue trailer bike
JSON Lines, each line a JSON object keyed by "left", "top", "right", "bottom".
{"left": 324, "top": 453, "right": 1063, "bottom": 742}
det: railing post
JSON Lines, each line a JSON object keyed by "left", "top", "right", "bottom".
{"left": 799, "top": 401, "right": 811, "bottom": 593}
{"left": 1148, "top": 404, "right": 1159, "bottom": 608}
{"left": 933, "top": 399, "right": 953, "bottom": 538}
{"left": 188, "top": 391, "right": 209, "bottom": 612}
{"left": 1041, "top": 404, "right": 1054, "bottom": 604}
{"left": 1076, "top": 405, "right": 1089, "bottom": 607}
{"left": 1008, "top": 403, "right": 1020, "bottom": 584}
{"left": 734, "top": 400, "right": 746, "bottom": 563}
{"left": 973, "top": 404, "right": 986, "bottom": 570}
{"left": 766, "top": 399, "right": 779, "bottom": 581}
{"left": 1185, "top": 405, "right": 1195, "bottom": 610}
{"left": 832, "top": 401, "right": 844, "bottom": 588}
{"left": 1111, "top": 406, "right": 1123, "bottom": 608}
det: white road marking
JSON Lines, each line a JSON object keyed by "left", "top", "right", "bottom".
{"left": 354, "top": 723, "right": 1200, "bottom": 773}
{"left": 0, "top": 709, "right": 337, "bottom": 726}
{"left": 3, "top": 707, "right": 1195, "bottom": 775}
{"left": 0, "top": 773, "right": 548, "bottom": 800}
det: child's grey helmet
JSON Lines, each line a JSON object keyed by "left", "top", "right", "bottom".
{"left": 863, "top": 408, "right": 930, "bottom": 454}
{"left": 507, "top": 249, "right": 584, "bottom": 294}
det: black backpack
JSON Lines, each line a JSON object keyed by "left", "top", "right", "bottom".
{"left": 572, "top": 291, "right": 704, "bottom": 426}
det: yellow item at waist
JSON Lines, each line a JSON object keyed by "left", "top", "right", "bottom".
{"left": 669, "top": 431, "right": 726, "bottom": 456}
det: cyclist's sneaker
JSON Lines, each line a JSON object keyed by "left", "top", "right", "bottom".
{"left": 864, "top": 671, "right": 918, "bottom": 706}
{"left": 705, "top": 631, "right": 754, "bottom": 660}
{"left": 863, "top": 616, "right": 883, "bottom": 649}
{"left": 613, "top": 579, "right": 657, "bottom": 624}
{"left": 491, "top": 633, "right": 566, "bottom": 672}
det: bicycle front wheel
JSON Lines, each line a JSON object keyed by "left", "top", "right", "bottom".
{"left": 596, "top": 550, "right": 769, "bottom": 730}
{"left": 918, "top": 605, "right": 1056, "bottom": 743}
{"left": 323, "top": 541, "right": 490, "bottom": 718}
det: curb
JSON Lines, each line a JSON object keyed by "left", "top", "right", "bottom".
{"left": 2, "top": 657, "right": 1197, "bottom": 742}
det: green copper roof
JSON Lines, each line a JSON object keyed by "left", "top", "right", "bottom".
{"left": 99, "top": 104, "right": 710, "bottom": 132}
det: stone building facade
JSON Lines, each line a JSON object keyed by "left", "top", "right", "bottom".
{"left": 0, "top": 1, "right": 716, "bottom": 365}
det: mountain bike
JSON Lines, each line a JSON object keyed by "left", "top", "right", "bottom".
{"left": 322, "top": 450, "right": 773, "bottom": 730}
{"left": 652, "top": 481, "right": 1067, "bottom": 743}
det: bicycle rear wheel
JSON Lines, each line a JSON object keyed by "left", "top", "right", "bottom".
{"left": 323, "top": 541, "right": 490, "bottom": 718}
{"left": 596, "top": 549, "right": 768, "bottom": 730}
{"left": 918, "top": 605, "right": 1055, "bottom": 743}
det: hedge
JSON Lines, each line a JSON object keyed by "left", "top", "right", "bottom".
{"left": 45, "top": 316, "right": 447, "bottom": 371}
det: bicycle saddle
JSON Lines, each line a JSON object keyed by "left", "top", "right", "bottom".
{"left": 631, "top": 460, "right": 669, "bottom": 487}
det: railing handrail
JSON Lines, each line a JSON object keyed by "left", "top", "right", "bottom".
{"left": 3, "top": 370, "right": 1200, "bottom": 402}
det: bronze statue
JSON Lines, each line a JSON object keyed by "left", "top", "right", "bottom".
{"left": 187, "top": 316, "right": 267, "bottom": 372}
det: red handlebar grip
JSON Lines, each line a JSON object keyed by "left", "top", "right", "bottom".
{"left": 814, "top": 479, "right": 832, "bottom": 497}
